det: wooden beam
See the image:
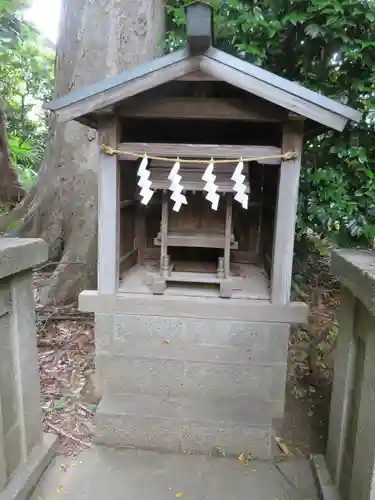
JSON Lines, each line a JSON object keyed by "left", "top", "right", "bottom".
{"left": 200, "top": 56, "right": 349, "bottom": 132}
{"left": 98, "top": 119, "right": 120, "bottom": 294}
{"left": 118, "top": 142, "right": 283, "bottom": 165}
{"left": 154, "top": 232, "right": 238, "bottom": 249}
{"left": 177, "top": 70, "right": 218, "bottom": 81}
{"left": 51, "top": 51, "right": 200, "bottom": 123}
{"left": 95, "top": 105, "right": 115, "bottom": 116}
{"left": 149, "top": 161, "right": 249, "bottom": 193}
{"left": 120, "top": 199, "right": 135, "bottom": 209}
{"left": 119, "top": 249, "right": 138, "bottom": 275}
{"left": 119, "top": 97, "right": 285, "bottom": 122}
{"left": 271, "top": 120, "right": 304, "bottom": 305}
{"left": 288, "top": 112, "right": 306, "bottom": 121}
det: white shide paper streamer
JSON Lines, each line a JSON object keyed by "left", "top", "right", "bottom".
{"left": 168, "top": 160, "right": 187, "bottom": 212}
{"left": 231, "top": 159, "right": 249, "bottom": 209}
{"left": 137, "top": 155, "right": 154, "bottom": 205}
{"left": 202, "top": 160, "right": 220, "bottom": 211}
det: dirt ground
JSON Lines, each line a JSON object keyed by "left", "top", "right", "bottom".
{"left": 34, "top": 252, "right": 340, "bottom": 458}
{"left": 281, "top": 362, "right": 332, "bottom": 457}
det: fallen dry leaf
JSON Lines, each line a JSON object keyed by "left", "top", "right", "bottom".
{"left": 237, "top": 452, "right": 252, "bottom": 465}
{"left": 275, "top": 436, "right": 291, "bottom": 457}
{"left": 34, "top": 273, "right": 96, "bottom": 456}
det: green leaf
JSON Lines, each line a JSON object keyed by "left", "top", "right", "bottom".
{"left": 283, "top": 12, "right": 308, "bottom": 25}
{"left": 364, "top": 225, "right": 375, "bottom": 238}
{"left": 86, "top": 403, "right": 98, "bottom": 412}
{"left": 53, "top": 397, "right": 69, "bottom": 411}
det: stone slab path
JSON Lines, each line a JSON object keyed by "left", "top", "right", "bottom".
{"left": 31, "top": 446, "right": 319, "bottom": 500}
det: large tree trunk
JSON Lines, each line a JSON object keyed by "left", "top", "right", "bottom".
{"left": 0, "top": 98, "right": 26, "bottom": 208}
{"left": 19, "top": 0, "right": 164, "bottom": 304}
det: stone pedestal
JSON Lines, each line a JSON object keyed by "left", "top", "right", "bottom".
{"left": 312, "top": 249, "right": 375, "bottom": 500}
{"left": 0, "top": 238, "right": 57, "bottom": 500}
{"left": 90, "top": 307, "right": 292, "bottom": 459}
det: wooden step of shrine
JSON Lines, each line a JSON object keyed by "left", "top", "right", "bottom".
{"left": 94, "top": 393, "right": 276, "bottom": 459}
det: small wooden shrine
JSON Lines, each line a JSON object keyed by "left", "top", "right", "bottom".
{"left": 45, "top": 2, "right": 361, "bottom": 459}
{"left": 45, "top": 2, "right": 361, "bottom": 306}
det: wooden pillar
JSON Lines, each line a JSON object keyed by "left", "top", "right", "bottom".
{"left": 160, "top": 191, "right": 169, "bottom": 273}
{"left": 98, "top": 119, "right": 120, "bottom": 294}
{"left": 271, "top": 120, "right": 304, "bottom": 305}
{"left": 224, "top": 194, "right": 233, "bottom": 278}
{"left": 134, "top": 205, "right": 146, "bottom": 265}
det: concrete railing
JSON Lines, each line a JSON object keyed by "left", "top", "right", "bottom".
{"left": 0, "top": 238, "right": 56, "bottom": 500}
{"left": 312, "top": 249, "right": 375, "bottom": 500}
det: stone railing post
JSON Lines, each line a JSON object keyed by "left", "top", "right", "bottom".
{"left": 0, "top": 238, "right": 56, "bottom": 500}
{"left": 312, "top": 249, "right": 375, "bottom": 500}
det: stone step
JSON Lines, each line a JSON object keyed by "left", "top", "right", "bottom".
{"left": 96, "top": 353, "right": 287, "bottom": 407}
{"left": 94, "top": 393, "right": 276, "bottom": 459}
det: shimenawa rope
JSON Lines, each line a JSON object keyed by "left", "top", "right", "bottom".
{"left": 100, "top": 144, "right": 297, "bottom": 164}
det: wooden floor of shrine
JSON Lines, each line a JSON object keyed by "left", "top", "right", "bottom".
{"left": 118, "top": 261, "right": 270, "bottom": 299}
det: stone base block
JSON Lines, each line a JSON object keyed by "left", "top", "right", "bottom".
{"left": 0, "top": 433, "right": 57, "bottom": 500}
{"left": 93, "top": 314, "right": 290, "bottom": 459}
{"left": 96, "top": 353, "right": 287, "bottom": 411}
{"left": 96, "top": 314, "right": 290, "bottom": 362}
{"left": 94, "top": 394, "right": 275, "bottom": 460}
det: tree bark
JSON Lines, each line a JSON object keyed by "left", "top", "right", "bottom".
{"left": 0, "top": 98, "right": 26, "bottom": 208}
{"left": 19, "top": 0, "right": 165, "bottom": 304}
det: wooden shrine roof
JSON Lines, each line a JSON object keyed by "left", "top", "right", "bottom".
{"left": 45, "top": 3, "right": 362, "bottom": 132}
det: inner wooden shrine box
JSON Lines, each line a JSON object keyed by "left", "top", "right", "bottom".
{"left": 44, "top": 1, "right": 361, "bottom": 305}
{"left": 117, "top": 111, "right": 279, "bottom": 299}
